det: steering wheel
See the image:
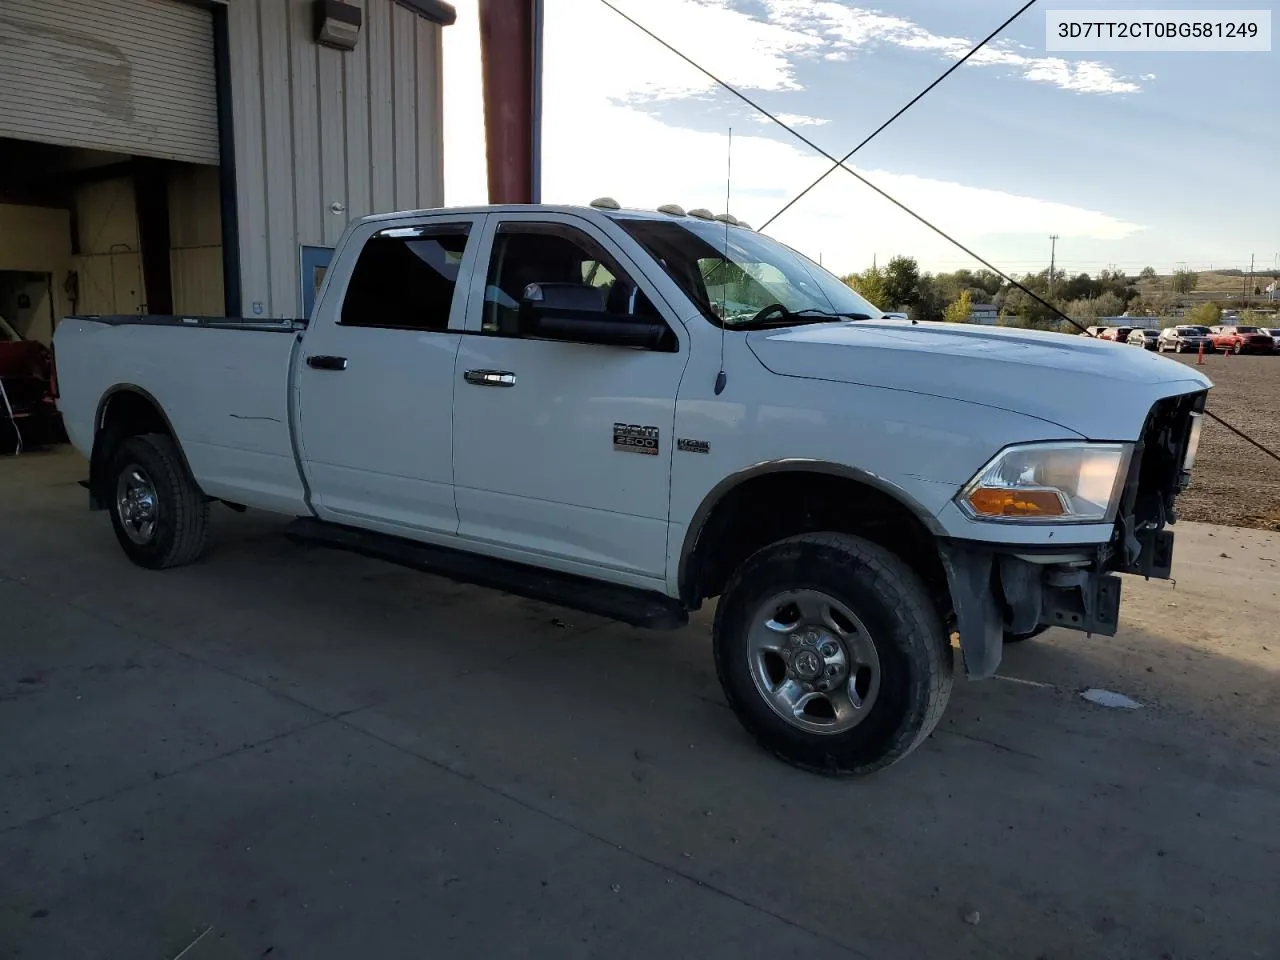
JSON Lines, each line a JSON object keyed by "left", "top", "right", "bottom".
{"left": 747, "top": 303, "right": 790, "bottom": 326}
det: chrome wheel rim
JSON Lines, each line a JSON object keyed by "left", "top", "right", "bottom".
{"left": 116, "top": 464, "right": 159, "bottom": 545}
{"left": 746, "top": 589, "right": 881, "bottom": 735}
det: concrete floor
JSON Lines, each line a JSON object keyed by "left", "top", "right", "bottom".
{"left": 2, "top": 448, "right": 1277, "bottom": 960}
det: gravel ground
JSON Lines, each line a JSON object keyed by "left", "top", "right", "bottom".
{"left": 1164, "top": 352, "right": 1280, "bottom": 529}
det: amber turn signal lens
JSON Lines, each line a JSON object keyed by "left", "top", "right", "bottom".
{"left": 966, "top": 487, "right": 1066, "bottom": 518}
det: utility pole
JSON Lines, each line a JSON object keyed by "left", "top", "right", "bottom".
{"left": 1048, "top": 235, "right": 1059, "bottom": 293}
{"left": 1246, "top": 253, "right": 1254, "bottom": 307}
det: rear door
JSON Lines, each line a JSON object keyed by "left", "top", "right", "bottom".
{"left": 450, "top": 212, "right": 689, "bottom": 582}
{"left": 295, "top": 215, "right": 486, "bottom": 536}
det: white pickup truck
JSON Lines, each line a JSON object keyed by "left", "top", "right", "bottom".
{"left": 53, "top": 201, "right": 1211, "bottom": 775}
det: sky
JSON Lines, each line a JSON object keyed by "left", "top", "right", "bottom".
{"left": 442, "top": 0, "right": 1278, "bottom": 279}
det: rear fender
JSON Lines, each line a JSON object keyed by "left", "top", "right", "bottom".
{"left": 89, "top": 385, "right": 199, "bottom": 510}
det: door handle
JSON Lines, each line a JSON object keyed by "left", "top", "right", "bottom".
{"left": 463, "top": 369, "right": 516, "bottom": 387}
{"left": 307, "top": 355, "right": 348, "bottom": 371}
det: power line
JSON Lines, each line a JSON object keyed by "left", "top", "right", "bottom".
{"left": 597, "top": 0, "right": 1280, "bottom": 466}
{"left": 758, "top": 0, "right": 1040, "bottom": 232}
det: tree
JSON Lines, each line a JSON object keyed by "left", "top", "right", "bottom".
{"left": 1172, "top": 269, "right": 1199, "bottom": 294}
{"left": 910, "top": 273, "right": 946, "bottom": 323}
{"left": 1126, "top": 291, "right": 1172, "bottom": 317}
{"left": 1185, "top": 302, "right": 1220, "bottom": 326}
{"left": 996, "top": 286, "right": 1060, "bottom": 329}
{"left": 883, "top": 255, "right": 921, "bottom": 309}
{"left": 1139, "top": 266, "right": 1157, "bottom": 280}
{"left": 845, "top": 265, "right": 887, "bottom": 307}
{"left": 943, "top": 290, "right": 973, "bottom": 324}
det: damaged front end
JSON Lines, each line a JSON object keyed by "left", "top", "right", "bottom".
{"left": 941, "top": 390, "right": 1207, "bottom": 679}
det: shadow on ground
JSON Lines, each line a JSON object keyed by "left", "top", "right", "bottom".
{"left": 2, "top": 449, "right": 1277, "bottom": 960}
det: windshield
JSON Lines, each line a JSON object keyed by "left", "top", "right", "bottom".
{"left": 1237, "top": 326, "right": 1258, "bottom": 334}
{"left": 1177, "top": 326, "right": 1210, "bottom": 335}
{"left": 613, "top": 216, "right": 880, "bottom": 326}
{"left": 0, "top": 314, "right": 21, "bottom": 342}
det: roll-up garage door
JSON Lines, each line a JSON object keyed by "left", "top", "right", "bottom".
{"left": 0, "top": 0, "right": 218, "bottom": 164}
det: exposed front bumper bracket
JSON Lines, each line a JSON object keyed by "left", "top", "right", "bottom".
{"left": 939, "top": 541, "right": 1129, "bottom": 680}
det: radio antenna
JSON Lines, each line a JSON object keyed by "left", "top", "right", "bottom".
{"left": 714, "top": 127, "right": 731, "bottom": 396}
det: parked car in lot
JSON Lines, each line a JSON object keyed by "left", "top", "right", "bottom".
{"left": 1126, "top": 328, "right": 1159, "bottom": 350}
{"left": 1080, "top": 325, "right": 1110, "bottom": 338}
{"left": 1157, "top": 325, "right": 1215, "bottom": 354}
{"left": 1209, "top": 325, "right": 1274, "bottom": 354}
{"left": 1257, "top": 327, "right": 1280, "bottom": 349}
{"left": 52, "top": 202, "right": 1212, "bottom": 776}
{"left": 0, "top": 313, "right": 61, "bottom": 451}
{"left": 1099, "top": 326, "right": 1134, "bottom": 343}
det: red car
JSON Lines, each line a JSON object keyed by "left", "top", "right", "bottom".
{"left": 0, "top": 314, "right": 61, "bottom": 451}
{"left": 1098, "top": 326, "right": 1135, "bottom": 343}
{"left": 1208, "top": 324, "right": 1275, "bottom": 355}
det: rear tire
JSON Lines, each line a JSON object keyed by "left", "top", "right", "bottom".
{"left": 108, "top": 433, "right": 209, "bottom": 569}
{"left": 713, "top": 532, "right": 953, "bottom": 776}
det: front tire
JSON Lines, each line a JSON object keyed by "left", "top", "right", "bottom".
{"left": 713, "top": 533, "right": 953, "bottom": 776}
{"left": 108, "top": 433, "right": 209, "bottom": 569}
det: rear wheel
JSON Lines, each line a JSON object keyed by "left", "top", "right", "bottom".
{"left": 713, "top": 533, "right": 953, "bottom": 776}
{"left": 108, "top": 433, "right": 209, "bottom": 569}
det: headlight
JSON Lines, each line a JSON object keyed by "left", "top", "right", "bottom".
{"left": 958, "top": 442, "right": 1133, "bottom": 523}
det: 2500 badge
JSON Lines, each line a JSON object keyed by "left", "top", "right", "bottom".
{"left": 613, "top": 423, "right": 659, "bottom": 455}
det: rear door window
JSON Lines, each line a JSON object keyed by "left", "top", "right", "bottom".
{"left": 340, "top": 224, "right": 472, "bottom": 331}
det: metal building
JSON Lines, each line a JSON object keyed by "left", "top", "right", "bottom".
{"left": 0, "top": 0, "right": 455, "bottom": 340}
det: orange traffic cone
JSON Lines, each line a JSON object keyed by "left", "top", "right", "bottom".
{"left": 1196, "top": 341, "right": 1205, "bottom": 365}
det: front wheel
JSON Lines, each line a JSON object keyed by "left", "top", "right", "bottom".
{"left": 108, "top": 433, "right": 209, "bottom": 569}
{"left": 713, "top": 533, "right": 953, "bottom": 776}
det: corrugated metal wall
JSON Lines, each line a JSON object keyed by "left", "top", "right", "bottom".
{"left": 227, "top": 0, "right": 446, "bottom": 319}
{"left": 0, "top": 0, "right": 219, "bottom": 165}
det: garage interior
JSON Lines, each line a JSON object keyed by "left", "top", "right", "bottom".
{"left": 0, "top": 138, "right": 225, "bottom": 333}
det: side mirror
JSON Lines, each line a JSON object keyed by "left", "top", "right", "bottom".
{"left": 519, "top": 283, "right": 671, "bottom": 350}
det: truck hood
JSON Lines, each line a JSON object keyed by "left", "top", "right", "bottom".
{"left": 746, "top": 320, "right": 1213, "bottom": 440}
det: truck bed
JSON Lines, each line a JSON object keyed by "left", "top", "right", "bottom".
{"left": 54, "top": 314, "right": 310, "bottom": 515}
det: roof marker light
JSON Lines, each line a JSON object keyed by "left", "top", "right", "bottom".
{"left": 590, "top": 196, "right": 621, "bottom": 210}
{"left": 657, "top": 203, "right": 686, "bottom": 216}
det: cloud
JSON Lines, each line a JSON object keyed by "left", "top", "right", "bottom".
{"left": 764, "top": 0, "right": 1142, "bottom": 95}
{"left": 755, "top": 112, "right": 830, "bottom": 126}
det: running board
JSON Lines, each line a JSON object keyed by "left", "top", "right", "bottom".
{"left": 283, "top": 518, "right": 689, "bottom": 631}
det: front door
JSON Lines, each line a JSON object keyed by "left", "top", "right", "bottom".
{"left": 451, "top": 213, "right": 689, "bottom": 581}
{"left": 295, "top": 215, "right": 485, "bottom": 536}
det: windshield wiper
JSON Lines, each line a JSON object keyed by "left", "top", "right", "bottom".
{"left": 730, "top": 304, "right": 872, "bottom": 329}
